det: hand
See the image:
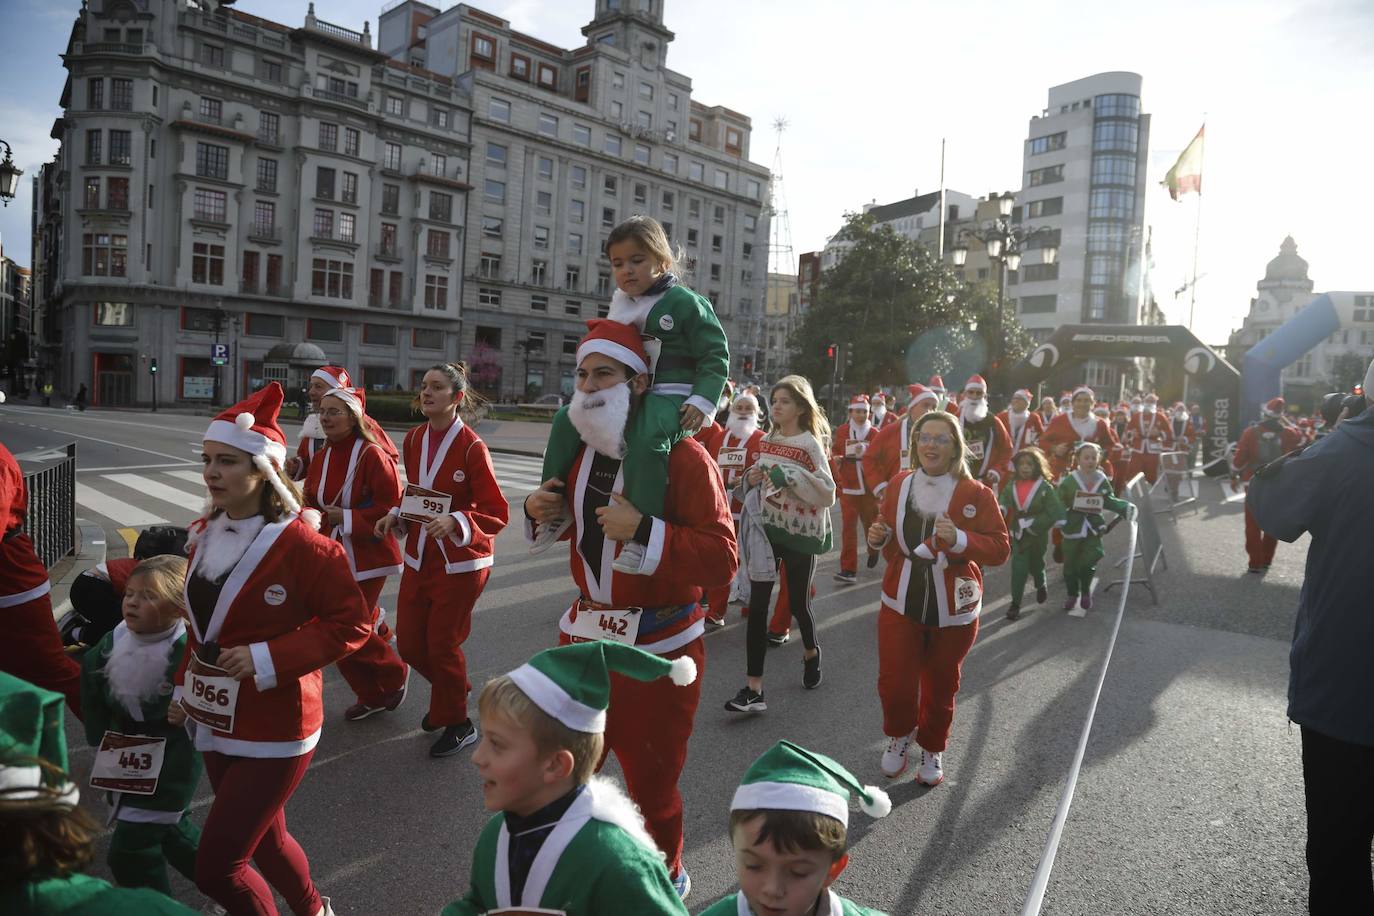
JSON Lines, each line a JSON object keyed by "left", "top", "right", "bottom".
{"left": 374, "top": 514, "right": 398, "bottom": 539}
{"left": 284, "top": 456, "right": 301, "bottom": 479}
{"left": 524, "top": 478, "right": 567, "bottom": 523}
{"left": 746, "top": 465, "right": 767, "bottom": 487}
{"left": 424, "top": 514, "right": 459, "bottom": 539}
{"left": 934, "top": 512, "right": 958, "bottom": 548}
{"left": 679, "top": 403, "right": 707, "bottom": 433}
{"left": 595, "top": 492, "right": 643, "bottom": 542}
{"left": 218, "top": 646, "right": 257, "bottom": 683}
{"left": 324, "top": 506, "right": 345, "bottom": 528}
{"left": 167, "top": 702, "right": 187, "bottom": 727}
{"left": 866, "top": 519, "right": 891, "bottom": 549}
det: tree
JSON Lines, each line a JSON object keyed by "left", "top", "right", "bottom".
{"left": 466, "top": 341, "right": 503, "bottom": 396}
{"left": 1326, "top": 352, "right": 1368, "bottom": 394}
{"left": 789, "top": 213, "right": 1032, "bottom": 412}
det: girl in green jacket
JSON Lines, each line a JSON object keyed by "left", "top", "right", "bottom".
{"left": 999, "top": 447, "right": 1066, "bottom": 621}
{"left": 1055, "top": 442, "right": 1134, "bottom": 612}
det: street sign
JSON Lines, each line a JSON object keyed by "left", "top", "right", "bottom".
{"left": 210, "top": 343, "right": 229, "bottom": 366}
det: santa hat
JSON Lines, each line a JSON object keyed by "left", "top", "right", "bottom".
{"left": 907, "top": 384, "right": 937, "bottom": 407}
{"left": 731, "top": 740, "right": 891, "bottom": 828}
{"left": 1262, "top": 397, "right": 1285, "bottom": 417}
{"left": 507, "top": 641, "right": 696, "bottom": 734}
{"left": 576, "top": 319, "right": 649, "bottom": 376}
{"left": 323, "top": 386, "right": 367, "bottom": 419}
{"left": 312, "top": 365, "right": 351, "bottom": 389}
{"left": 1144, "top": 392, "right": 1160, "bottom": 403}
{"left": 1010, "top": 388, "right": 1033, "bottom": 405}
{"left": 1093, "top": 402, "right": 1110, "bottom": 417}
{"left": 1059, "top": 392, "right": 1072, "bottom": 404}
{"left": 0, "top": 672, "right": 79, "bottom": 806}
{"left": 848, "top": 394, "right": 870, "bottom": 411}
{"left": 1072, "top": 385, "right": 1094, "bottom": 401}
{"left": 963, "top": 375, "right": 987, "bottom": 394}
{"left": 732, "top": 391, "right": 759, "bottom": 412}
{"left": 203, "top": 382, "right": 299, "bottom": 514}
{"left": 927, "top": 375, "right": 946, "bottom": 393}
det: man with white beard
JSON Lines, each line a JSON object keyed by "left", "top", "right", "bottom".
{"left": 957, "top": 375, "right": 1012, "bottom": 489}
{"left": 830, "top": 395, "right": 881, "bottom": 584}
{"left": 523, "top": 320, "right": 737, "bottom": 899}
{"left": 997, "top": 388, "right": 1045, "bottom": 477}
{"left": 1125, "top": 392, "right": 1175, "bottom": 484}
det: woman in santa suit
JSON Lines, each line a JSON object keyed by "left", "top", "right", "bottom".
{"left": 302, "top": 386, "right": 409, "bottom": 722}
{"left": 864, "top": 411, "right": 1009, "bottom": 788}
{"left": 1038, "top": 386, "right": 1121, "bottom": 481}
{"left": 375, "top": 363, "right": 509, "bottom": 758}
{"left": 285, "top": 366, "right": 399, "bottom": 482}
{"left": 168, "top": 382, "right": 371, "bottom": 916}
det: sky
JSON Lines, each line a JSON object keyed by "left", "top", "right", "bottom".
{"left": 2, "top": 0, "right": 1372, "bottom": 348}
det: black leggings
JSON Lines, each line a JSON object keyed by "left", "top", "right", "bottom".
{"left": 746, "top": 541, "right": 818, "bottom": 678}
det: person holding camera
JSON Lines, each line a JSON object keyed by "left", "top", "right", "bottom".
{"left": 1247, "top": 359, "right": 1374, "bottom": 915}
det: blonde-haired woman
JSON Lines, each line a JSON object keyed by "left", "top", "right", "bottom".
{"left": 866, "top": 411, "right": 1009, "bottom": 786}
{"left": 725, "top": 375, "right": 836, "bottom": 714}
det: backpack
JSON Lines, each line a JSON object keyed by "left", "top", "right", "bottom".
{"left": 133, "top": 525, "right": 190, "bottom": 559}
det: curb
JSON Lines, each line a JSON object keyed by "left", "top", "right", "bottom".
{"left": 49, "top": 520, "right": 107, "bottom": 622}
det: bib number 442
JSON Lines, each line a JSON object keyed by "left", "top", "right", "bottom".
{"left": 597, "top": 613, "right": 629, "bottom": 637}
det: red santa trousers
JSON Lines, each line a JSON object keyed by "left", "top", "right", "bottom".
{"left": 1244, "top": 502, "right": 1279, "bottom": 569}
{"left": 562, "top": 632, "right": 704, "bottom": 879}
{"left": 876, "top": 608, "right": 978, "bottom": 753}
{"left": 1127, "top": 452, "right": 1162, "bottom": 485}
{"left": 334, "top": 578, "right": 408, "bottom": 707}
{"left": 396, "top": 553, "right": 490, "bottom": 726}
{"left": 197, "top": 750, "right": 319, "bottom": 916}
{"left": 0, "top": 591, "right": 82, "bottom": 719}
{"left": 837, "top": 493, "right": 879, "bottom": 574}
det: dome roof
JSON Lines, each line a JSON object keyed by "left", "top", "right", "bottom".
{"left": 1264, "top": 235, "right": 1309, "bottom": 282}
{"left": 264, "top": 341, "right": 328, "bottom": 363}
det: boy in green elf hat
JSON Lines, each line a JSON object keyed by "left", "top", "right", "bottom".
{"left": 999, "top": 447, "right": 1067, "bottom": 621}
{"left": 1055, "top": 441, "right": 1135, "bottom": 614}
{"left": 698, "top": 740, "right": 892, "bottom": 916}
{"left": 442, "top": 641, "right": 696, "bottom": 915}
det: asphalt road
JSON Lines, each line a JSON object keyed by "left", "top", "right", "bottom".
{"left": 2, "top": 403, "right": 1314, "bottom": 915}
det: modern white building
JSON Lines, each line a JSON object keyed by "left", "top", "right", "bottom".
{"left": 819, "top": 188, "right": 977, "bottom": 272}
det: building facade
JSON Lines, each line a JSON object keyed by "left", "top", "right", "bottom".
{"left": 761, "top": 271, "right": 798, "bottom": 381}
{"left": 380, "top": 0, "right": 771, "bottom": 399}
{"left": 1, "top": 242, "right": 33, "bottom": 393}
{"left": 43, "top": 0, "right": 472, "bottom": 407}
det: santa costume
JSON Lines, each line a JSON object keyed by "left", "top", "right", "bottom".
{"left": 291, "top": 366, "right": 398, "bottom": 482}
{"left": 1232, "top": 398, "right": 1304, "bottom": 572}
{"left": 956, "top": 376, "right": 1012, "bottom": 490}
{"left": 1038, "top": 387, "right": 1122, "bottom": 481}
{"left": 830, "top": 394, "right": 880, "bottom": 582}
{"left": 997, "top": 388, "right": 1046, "bottom": 475}
{"left": 862, "top": 384, "right": 939, "bottom": 501}
{"left": 1124, "top": 394, "right": 1175, "bottom": 484}
{"left": 302, "top": 386, "right": 409, "bottom": 719}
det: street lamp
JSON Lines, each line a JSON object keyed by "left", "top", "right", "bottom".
{"left": 0, "top": 140, "right": 22, "bottom": 207}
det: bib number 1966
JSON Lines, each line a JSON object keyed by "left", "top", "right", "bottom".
{"left": 182, "top": 657, "right": 241, "bottom": 733}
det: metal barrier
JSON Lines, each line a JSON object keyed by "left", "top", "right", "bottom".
{"left": 21, "top": 443, "right": 78, "bottom": 569}
{"left": 1104, "top": 473, "right": 1162, "bottom": 604}
{"left": 1150, "top": 450, "right": 1198, "bottom": 519}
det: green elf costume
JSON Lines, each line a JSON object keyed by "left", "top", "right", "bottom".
{"left": 0, "top": 671, "right": 197, "bottom": 915}
{"left": 699, "top": 740, "right": 892, "bottom": 916}
{"left": 999, "top": 472, "right": 1067, "bottom": 619}
{"left": 78, "top": 620, "right": 201, "bottom": 895}
{"left": 1055, "top": 457, "right": 1133, "bottom": 611}
{"left": 442, "top": 641, "right": 696, "bottom": 916}
{"left": 535, "top": 277, "right": 729, "bottom": 575}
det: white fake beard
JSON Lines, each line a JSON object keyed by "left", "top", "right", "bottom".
{"left": 195, "top": 512, "right": 267, "bottom": 582}
{"left": 725, "top": 413, "right": 758, "bottom": 440}
{"left": 300, "top": 412, "right": 324, "bottom": 440}
{"left": 849, "top": 419, "right": 872, "bottom": 439}
{"left": 568, "top": 383, "right": 632, "bottom": 459}
{"left": 910, "top": 469, "right": 957, "bottom": 517}
{"left": 1131, "top": 404, "right": 1143, "bottom": 414}
{"left": 1174, "top": 412, "right": 1189, "bottom": 423}
{"left": 1009, "top": 408, "right": 1028, "bottom": 422}
{"left": 961, "top": 397, "right": 989, "bottom": 423}
{"left": 1144, "top": 404, "right": 1157, "bottom": 415}
{"left": 104, "top": 624, "right": 180, "bottom": 709}
{"left": 872, "top": 404, "right": 887, "bottom": 423}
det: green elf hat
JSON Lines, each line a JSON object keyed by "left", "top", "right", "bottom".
{"left": 508, "top": 641, "right": 697, "bottom": 734}
{"left": 0, "top": 671, "right": 79, "bottom": 806}
{"left": 731, "top": 740, "right": 891, "bottom": 828}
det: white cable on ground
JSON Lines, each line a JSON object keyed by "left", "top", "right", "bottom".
{"left": 1020, "top": 497, "right": 1141, "bottom": 916}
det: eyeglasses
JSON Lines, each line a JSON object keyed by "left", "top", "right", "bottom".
{"left": 916, "top": 434, "right": 953, "bottom": 447}
{"left": 319, "top": 408, "right": 350, "bottom": 419}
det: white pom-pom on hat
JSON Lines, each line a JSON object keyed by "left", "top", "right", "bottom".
{"left": 859, "top": 785, "right": 892, "bottom": 818}
{"left": 669, "top": 656, "right": 697, "bottom": 687}
{"left": 300, "top": 508, "right": 323, "bottom": 531}
{"left": 235, "top": 412, "right": 255, "bottom": 430}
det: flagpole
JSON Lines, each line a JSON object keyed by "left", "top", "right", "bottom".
{"left": 1188, "top": 120, "right": 1206, "bottom": 330}
{"left": 938, "top": 138, "right": 947, "bottom": 260}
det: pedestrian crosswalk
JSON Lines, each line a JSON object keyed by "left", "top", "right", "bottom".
{"left": 73, "top": 452, "right": 547, "bottom": 533}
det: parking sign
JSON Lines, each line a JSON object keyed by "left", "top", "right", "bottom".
{"left": 211, "top": 343, "right": 229, "bottom": 366}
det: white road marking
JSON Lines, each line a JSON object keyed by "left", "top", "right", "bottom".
{"left": 103, "top": 473, "right": 206, "bottom": 512}
{"left": 75, "top": 483, "right": 167, "bottom": 527}
{"left": 165, "top": 470, "right": 208, "bottom": 486}
{"left": 79, "top": 462, "right": 199, "bottom": 474}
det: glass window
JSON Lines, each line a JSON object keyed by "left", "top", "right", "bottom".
{"left": 689, "top": 161, "right": 704, "bottom": 182}
{"left": 610, "top": 100, "right": 622, "bottom": 119}
{"left": 538, "top": 156, "right": 554, "bottom": 180}
{"left": 86, "top": 130, "right": 102, "bottom": 165}
{"left": 199, "top": 97, "right": 222, "bottom": 121}
{"left": 639, "top": 81, "right": 654, "bottom": 100}
{"left": 486, "top": 142, "right": 507, "bottom": 167}
{"left": 88, "top": 78, "right": 103, "bottom": 109}
{"left": 478, "top": 288, "right": 501, "bottom": 306}
{"left": 342, "top": 172, "right": 358, "bottom": 204}
{"left": 1091, "top": 154, "right": 1136, "bottom": 186}
{"left": 531, "top": 295, "right": 548, "bottom": 312}
{"left": 1093, "top": 120, "right": 1138, "bottom": 152}
{"left": 414, "top": 328, "right": 444, "bottom": 349}
{"left": 338, "top": 212, "right": 356, "bottom": 243}
{"left": 383, "top": 142, "right": 402, "bottom": 171}
{"left": 483, "top": 216, "right": 503, "bottom": 238}
{"left": 1028, "top": 164, "right": 1064, "bottom": 186}
{"left": 1087, "top": 189, "right": 1133, "bottom": 220}
{"left": 1028, "top": 132, "right": 1067, "bottom": 155}
{"left": 571, "top": 165, "right": 587, "bottom": 189}
{"left": 604, "top": 175, "right": 618, "bottom": 195}
{"left": 485, "top": 179, "right": 506, "bottom": 203}
{"left": 195, "top": 142, "right": 229, "bottom": 179}
{"left": 714, "top": 169, "right": 729, "bottom": 190}
{"left": 612, "top": 71, "right": 625, "bottom": 90}
{"left": 1093, "top": 94, "right": 1140, "bottom": 118}
{"left": 258, "top": 111, "right": 280, "bottom": 144}
{"left": 531, "top": 259, "right": 547, "bottom": 285}
{"left": 538, "top": 113, "right": 559, "bottom": 137}
{"left": 312, "top": 208, "right": 334, "bottom": 238}
{"left": 663, "top": 153, "right": 678, "bottom": 174}
{"left": 1025, "top": 197, "right": 1064, "bottom": 218}
{"left": 633, "top": 183, "right": 647, "bottom": 204}
{"left": 432, "top": 153, "right": 447, "bottom": 176}
{"left": 604, "top": 134, "right": 622, "bottom": 156}
{"left": 253, "top": 201, "right": 275, "bottom": 234}
{"left": 380, "top": 223, "right": 398, "bottom": 255}
{"left": 110, "top": 78, "right": 133, "bottom": 111}
{"left": 1019, "top": 294, "right": 1057, "bottom": 314}
{"left": 193, "top": 188, "right": 227, "bottom": 222}
{"left": 1086, "top": 255, "right": 1122, "bottom": 286}
{"left": 83, "top": 177, "right": 101, "bottom": 209}
{"left": 637, "top": 110, "right": 652, "bottom": 129}
{"left": 307, "top": 318, "right": 344, "bottom": 340}
{"left": 344, "top": 127, "right": 360, "bottom": 157}
{"left": 567, "top": 233, "right": 583, "bottom": 255}
{"left": 634, "top": 144, "right": 651, "bottom": 165}
{"left": 382, "top": 183, "right": 399, "bottom": 214}
{"left": 570, "top": 199, "right": 585, "bottom": 223}
{"left": 489, "top": 98, "right": 511, "bottom": 123}
{"left": 430, "top": 231, "right": 453, "bottom": 259}
{"left": 82, "top": 234, "right": 128, "bottom": 277}
{"left": 536, "top": 190, "right": 553, "bottom": 215}
{"left": 310, "top": 260, "right": 354, "bottom": 300}
{"left": 316, "top": 167, "right": 336, "bottom": 200}
{"left": 319, "top": 122, "right": 338, "bottom": 151}
{"left": 429, "top": 192, "right": 453, "bottom": 222}
{"left": 602, "top": 206, "right": 616, "bottom": 228}
{"left": 533, "top": 226, "right": 549, "bottom": 249}
{"left": 386, "top": 96, "right": 404, "bottom": 116}
{"left": 191, "top": 242, "right": 225, "bottom": 285}
{"left": 573, "top": 124, "right": 592, "bottom": 146}
{"left": 424, "top": 275, "right": 448, "bottom": 310}
{"left": 109, "top": 130, "right": 132, "bottom": 165}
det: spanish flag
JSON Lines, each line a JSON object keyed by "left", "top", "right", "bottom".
{"left": 1163, "top": 125, "right": 1205, "bottom": 200}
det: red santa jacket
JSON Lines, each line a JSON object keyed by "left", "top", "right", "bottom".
{"left": 700, "top": 422, "right": 764, "bottom": 518}
{"left": 304, "top": 433, "right": 403, "bottom": 582}
{"left": 862, "top": 412, "right": 918, "bottom": 500}
{"left": 1039, "top": 413, "right": 1121, "bottom": 480}
{"left": 177, "top": 515, "right": 371, "bottom": 755}
{"left": 997, "top": 409, "right": 1046, "bottom": 458}
{"left": 1125, "top": 410, "right": 1174, "bottom": 457}
{"left": 80, "top": 557, "right": 139, "bottom": 595}
{"left": 876, "top": 472, "right": 1010, "bottom": 627}
{"left": 1169, "top": 414, "right": 1197, "bottom": 447}
{"left": 960, "top": 414, "right": 1013, "bottom": 487}
{"left": 397, "top": 418, "right": 509, "bottom": 575}
{"left": 1231, "top": 419, "right": 1304, "bottom": 482}
{"left": 543, "top": 437, "right": 738, "bottom": 656}
{"left": 830, "top": 421, "right": 879, "bottom": 497}
{"left": 0, "top": 443, "right": 49, "bottom": 608}
{"left": 293, "top": 416, "right": 398, "bottom": 482}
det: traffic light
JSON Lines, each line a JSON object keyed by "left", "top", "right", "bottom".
{"left": 149, "top": 357, "right": 158, "bottom": 375}
{"left": 826, "top": 343, "right": 837, "bottom": 360}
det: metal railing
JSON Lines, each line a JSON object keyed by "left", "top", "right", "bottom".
{"left": 21, "top": 443, "right": 77, "bottom": 569}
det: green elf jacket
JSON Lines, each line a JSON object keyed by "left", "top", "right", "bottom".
{"left": 79, "top": 622, "right": 202, "bottom": 822}
{"left": 0, "top": 873, "right": 197, "bottom": 915}
{"left": 442, "top": 777, "right": 687, "bottom": 916}
{"left": 1055, "top": 469, "right": 1132, "bottom": 539}
{"left": 607, "top": 283, "right": 729, "bottom": 419}
{"left": 999, "top": 477, "right": 1067, "bottom": 549}
{"left": 698, "top": 889, "right": 889, "bottom": 916}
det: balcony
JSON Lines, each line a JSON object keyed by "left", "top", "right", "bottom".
{"left": 374, "top": 244, "right": 403, "bottom": 263}
{"left": 311, "top": 87, "right": 369, "bottom": 111}
{"left": 240, "top": 281, "right": 290, "bottom": 298}
{"left": 80, "top": 41, "right": 149, "bottom": 56}
{"left": 367, "top": 292, "right": 407, "bottom": 311}
{"left": 247, "top": 223, "right": 281, "bottom": 241}
{"left": 256, "top": 128, "right": 281, "bottom": 147}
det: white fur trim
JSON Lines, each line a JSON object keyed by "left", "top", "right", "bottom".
{"left": 235, "top": 412, "right": 255, "bottom": 430}
{"left": 669, "top": 655, "right": 697, "bottom": 686}
{"left": 731, "top": 780, "right": 849, "bottom": 827}
{"left": 577, "top": 339, "right": 648, "bottom": 376}
{"left": 586, "top": 776, "right": 663, "bottom": 859}
{"left": 324, "top": 387, "right": 363, "bottom": 416}
{"left": 206, "top": 419, "right": 287, "bottom": 466}
{"left": 508, "top": 662, "right": 606, "bottom": 733}
{"left": 860, "top": 785, "right": 892, "bottom": 818}
{"left": 253, "top": 454, "right": 300, "bottom": 514}
{"left": 300, "top": 508, "right": 322, "bottom": 531}
{"left": 250, "top": 641, "right": 277, "bottom": 692}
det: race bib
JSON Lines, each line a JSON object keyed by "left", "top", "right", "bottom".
{"left": 400, "top": 483, "right": 452, "bottom": 523}
{"left": 90, "top": 732, "right": 166, "bottom": 796}
{"left": 1073, "top": 492, "right": 1104, "bottom": 514}
{"left": 845, "top": 440, "right": 867, "bottom": 459}
{"left": 486, "top": 908, "right": 568, "bottom": 915}
{"left": 568, "top": 607, "right": 642, "bottom": 646}
{"left": 717, "top": 447, "right": 746, "bottom": 470}
{"left": 899, "top": 449, "right": 911, "bottom": 471}
{"left": 953, "top": 576, "right": 981, "bottom": 613}
{"left": 967, "top": 439, "right": 985, "bottom": 461}
{"left": 182, "top": 657, "right": 240, "bottom": 733}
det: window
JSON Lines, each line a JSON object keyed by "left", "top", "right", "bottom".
{"left": 193, "top": 188, "right": 227, "bottom": 222}
{"left": 88, "top": 78, "right": 103, "bottom": 110}
{"left": 604, "top": 135, "right": 622, "bottom": 156}
{"left": 86, "top": 130, "right": 102, "bottom": 165}
{"left": 100, "top": 177, "right": 124, "bottom": 210}
{"left": 483, "top": 216, "right": 503, "bottom": 238}
{"left": 1021, "top": 262, "right": 1059, "bottom": 282}
{"left": 528, "top": 331, "right": 547, "bottom": 353}
{"left": 414, "top": 328, "right": 444, "bottom": 350}
{"left": 199, "top": 97, "right": 222, "bottom": 122}
{"left": 489, "top": 98, "right": 511, "bottom": 123}
{"left": 1086, "top": 255, "right": 1121, "bottom": 286}
{"left": 745, "top": 178, "right": 761, "bottom": 199}
{"left": 570, "top": 199, "right": 585, "bottom": 223}
{"left": 662, "top": 221, "right": 673, "bottom": 240}
{"left": 258, "top": 112, "right": 280, "bottom": 144}
{"left": 429, "top": 192, "right": 453, "bottom": 222}
{"left": 709, "top": 264, "right": 721, "bottom": 282}
{"left": 84, "top": 177, "right": 101, "bottom": 209}
{"left": 194, "top": 142, "right": 227, "bottom": 179}
{"left": 662, "top": 153, "right": 678, "bottom": 175}
{"left": 602, "top": 205, "right": 619, "bottom": 228}
{"left": 363, "top": 324, "right": 396, "bottom": 346}
{"left": 1029, "top": 164, "right": 1064, "bottom": 186}
{"left": 531, "top": 295, "right": 549, "bottom": 313}
{"left": 562, "top": 335, "right": 579, "bottom": 356}
{"left": 486, "top": 142, "right": 507, "bottom": 167}
{"left": 510, "top": 54, "right": 530, "bottom": 80}
{"left": 82, "top": 233, "right": 127, "bottom": 277}
{"left": 573, "top": 124, "right": 592, "bottom": 146}
{"left": 248, "top": 200, "right": 275, "bottom": 236}
{"left": 1028, "top": 132, "right": 1067, "bottom": 155}
{"left": 338, "top": 212, "right": 356, "bottom": 243}
{"left": 575, "top": 66, "right": 591, "bottom": 102}
{"left": 1025, "top": 197, "right": 1063, "bottom": 218}
{"left": 686, "top": 227, "right": 698, "bottom": 246}
{"left": 537, "top": 156, "right": 554, "bottom": 180}
{"left": 344, "top": 127, "right": 360, "bottom": 157}
{"left": 610, "top": 101, "right": 622, "bottom": 119}
{"left": 201, "top": 43, "right": 224, "bottom": 66}
{"left": 1093, "top": 120, "right": 1138, "bottom": 152}
{"left": 612, "top": 71, "right": 625, "bottom": 89}
{"left": 1019, "top": 294, "right": 1057, "bottom": 314}
{"left": 1087, "top": 189, "right": 1132, "bottom": 219}
{"left": 668, "top": 91, "right": 679, "bottom": 110}
{"left": 381, "top": 183, "right": 399, "bottom": 215}
{"left": 537, "top": 64, "right": 557, "bottom": 89}
{"left": 383, "top": 142, "right": 402, "bottom": 171}
{"left": 478, "top": 287, "right": 501, "bottom": 306}
{"left": 1085, "top": 289, "right": 1108, "bottom": 320}
{"left": 604, "top": 175, "right": 618, "bottom": 195}
{"left": 192, "top": 243, "right": 225, "bottom": 285}
{"left": 312, "top": 208, "right": 334, "bottom": 238}
{"left": 431, "top": 153, "right": 447, "bottom": 176}
{"left": 714, "top": 169, "right": 729, "bottom": 190}
{"left": 742, "top": 242, "right": 753, "bottom": 258}
{"left": 379, "top": 222, "right": 398, "bottom": 255}
{"left": 689, "top": 161, "right": 704, "bottom": 182}
{"left": 244, "top": 313, "right": 285, "bottom": 338}
{"left": 1091, "top": 154, "right": 1136, "bottom": 186}
{"left": 597, "top": 272, "right": 611, "bottom": 296}
{"left": 567, "top": 233, "right": 583, "bottom": 255}
{"left": 477, "top": 251, "right": 498, "bottom": 275}
{"left": 386, "top": 96, "right": 403, "bottom": 116}
{"left": 725, "top": 127, "right": 742, "bottom": 154}
{"left": 689, "top": 118, "right": 702, "bottom": 141}
{"left": 688, "top": 198, "right": 701, "bottom": 218}
{"left": 111, "top": 78, "right": 133, "bottom": 111}
{"left": 1094, "top": 94, "right": 1140, "bottom": 118}
{"left": 744, "top": 213, "right": 757, "bottom": 233}
{"left": 485, "top": 179, "right": 506, "bottom": 204}
{"left": 536, "top": 191, "right": 553, "bottom": 215}
{"left": 637, "top": 110, "right": 652, "bottom": 129}
{"left": 571, "top": 165, "right": 587, "bottom": 189}
{"left": 531, "top": 259, "right": 547, "bottom": 285}
{"left": 565, "top": 265, "right": 580, "bottom": 289}
{"left": 342, "top": 172, "right": 358, "bottom": 204}
{"left": 318, "top": 122, "right": 338, "bottom": 152}
{"left": 308, "top": 318, "right": 344, "bottom": 341}
{"left": 533, "top": 226, "right": 549, "bottom": 249}
{"left": 633, "top": 183, "right": 647, "bottom": 205}
{"left": 639, "top": 81, "right": 654, "bottom": 101}
{"left": 711, "top": 234, "right": 723, "bottom": 253}
{"left": 538, "top": 113, "right": 559, "bottom": 137}
{"left": 433, "top": 108, "right": 451, "bottom": 129}
{"left": 1354, "top": 295, "right": 1374, "bottom": 322}
{"left": 261, "top": 59, "right": 283, "bottom": 83}
{"left": 472, "top": 33, "right": 495, "bottom": 60}
{"left": 315, "top": 167, "right": 336, "bottom": 200}
{"left": 713, "top": 205, "right": 725, "bottom": 223}
{"left": 388, "top": 270, "right": 403, "bottom": 305}
{"left": 267, "top": 254, "right": 283, "bottom": 293}
{"left": 634, "top": 144, "right": 651, "bottom": 165}
{"left": 311, "top": 259, "right": 354, "bottom": 299}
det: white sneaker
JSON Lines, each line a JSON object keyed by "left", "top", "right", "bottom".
{"left": 316, "top": 897, "right": 335, "bottom": 916}
{"left": 881, "top": 736, "right": 910, "bottom": 778}
{"left": 528, "top": 512, "right": 572, "bottom": 555}
{"left": 915, "top": 747, "right": 944, "bottom": 786}
{"left": 611, "top": 540, "right": 649, "bottom": 575}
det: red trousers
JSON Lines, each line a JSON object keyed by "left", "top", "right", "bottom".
{"left": 396, "top": 554, "right": 489, "bottom": 726}
{"left": 1244, "top": 502, "right": 1279, "bottom": 569}
{"left": 0, "top": 590, "right": 82, "bottom": 719}
{"left": 562, "top": 633, "right": 703, "bottom": 878}
{"left": 198, "top": 750, "right": 319, "bottom": 916}
{"left": 334, "top": 578, "right": 408, "bottom": 706}
{"left": 1127, "top": 452, "right": 1162, "bottom": 485}
{"left": 877, "top": 608, "right": 978, "bottom": 753}
{"left": 838, "top": 493, "right": 879, "bottom": 574}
